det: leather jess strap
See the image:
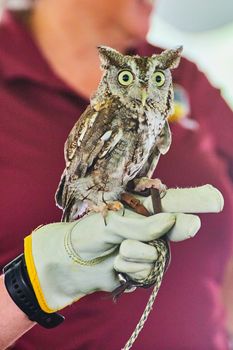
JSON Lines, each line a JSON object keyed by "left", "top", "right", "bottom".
{"left": 121, "top": 188, "right": 162, "bottom": 216}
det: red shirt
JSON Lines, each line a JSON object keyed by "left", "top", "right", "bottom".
{"left": 1, "top": 11, "right": 233, "bottom": 350}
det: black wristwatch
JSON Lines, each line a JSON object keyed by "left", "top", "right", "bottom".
{"left": 3, "top": 254, "right": 64, "bottom": 328}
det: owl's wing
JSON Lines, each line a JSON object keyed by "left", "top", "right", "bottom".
{"left": 137, "top": 120, "right": 172, "bottom": 179}
{"left": 55, "top": 101, "right": 123, "bottom": 209}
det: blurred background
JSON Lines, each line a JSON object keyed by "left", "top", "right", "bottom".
{"left": 148, "top": 0, "right": 233, "bottom": 109}
{"left": 1, "top": 0, "right": 233, "bottom": 108}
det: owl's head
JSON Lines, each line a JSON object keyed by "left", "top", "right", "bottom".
{"left": 92, "top": 45, "right": 182, "bottom": 115}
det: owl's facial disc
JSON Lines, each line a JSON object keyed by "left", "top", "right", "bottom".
{"left": 137, "top": 70, "right": 166, "bottom": 107}
{"left": 117, "top": 70, "right": 150, "bottom": 107}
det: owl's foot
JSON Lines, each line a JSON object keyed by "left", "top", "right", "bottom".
{"left": 88, "top": 201, "right": 124, "bottom": 225}
{"left": 134, "top": 177, "right": 167, "bottom": 197}
{"left": 107, "top": 201, "right": 124, "bottom": 212}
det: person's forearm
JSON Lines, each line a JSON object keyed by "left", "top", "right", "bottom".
{"left": 222, "top": 257, "right": 233, "bottom": 335}
{"left": 0, "top": 275, "right": 35, "bottom": 350}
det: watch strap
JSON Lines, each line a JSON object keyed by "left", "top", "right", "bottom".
{"left": 3, "top": 254, "right": 64, "bottom": 328}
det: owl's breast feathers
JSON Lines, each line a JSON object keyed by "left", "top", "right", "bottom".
{"left": 56, "top": 97, "right": 171, "bottom": 210}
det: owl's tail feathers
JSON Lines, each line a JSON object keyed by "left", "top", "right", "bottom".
{"left": 61, "top": 198, "right": 75, "bottom": 222}
{"left": 55, "top": 171, "right": 67, "bottom": 209}
{"left": 55, "top": 171, "right": 79, "bottom": 222}
{"left": 62, "top": 198, "right": 89, "bottom": 222}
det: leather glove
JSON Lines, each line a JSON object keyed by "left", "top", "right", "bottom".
{"left": 24, "top": 184, "right": 223, "bottom": 313}
{"left": 136, "top": 184, "right": 224, "bottom": 241}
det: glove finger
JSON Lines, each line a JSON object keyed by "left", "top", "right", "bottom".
{"left": 108, "top": 211, "right": 175, "bottom": 242}
{"left": 114, "top": 255, "right": 152, "bottom": 280}
{"left": 78, "top": 254, "right": 121, "bottom": 293}
{"left": 120, "top": 239, "right": 158, "bottom": 262}
{"left": 127, "top": 270, "right": 151, "bottom": 281}
{"left": 167, "top": 213, "right": 201, "bottom": 242}
{"left": 140, "top": 185, "right": 224, "bottom": 214}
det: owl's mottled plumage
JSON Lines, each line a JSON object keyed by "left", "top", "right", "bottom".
{"left": 56, "top": 46, "right": 182, "bottom": 221}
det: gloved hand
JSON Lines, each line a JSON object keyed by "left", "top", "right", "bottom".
{"left": 24, "top": 184, "right": 223, "bottom": 313}
{"left": 137, "top": 184, "right": 224, "bottom": 241}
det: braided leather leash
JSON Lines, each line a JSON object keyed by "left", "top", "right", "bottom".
{"left": 115, "top": 188, "right": 171, "bottom": 350}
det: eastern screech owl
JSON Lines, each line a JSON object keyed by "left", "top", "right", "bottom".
{"left": 56, "top": 46, "right": 182, "bottom": 221}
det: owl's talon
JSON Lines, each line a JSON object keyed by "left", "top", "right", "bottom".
{"left": 87, "top": 200, "right": 124, "bottom": 224}
{"left": 159, "top": 184, "right": 167, "bottom": 199}
{"left": 107, "top": 201, "right": 124, "bottom": 212}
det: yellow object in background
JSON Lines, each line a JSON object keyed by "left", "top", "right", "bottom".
{"left": 168, "top": 84, "right": 199, "bottom": 130}
{"left": 169, "top": 102, "right": 187, "bottom": 123}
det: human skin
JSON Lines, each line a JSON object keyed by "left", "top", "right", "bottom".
{"left": 27, "top": 0, "right": 156, "bottom": 97}
{"left": 222, "top": 257, "right": 233, "bottom": 335}
{"left": 0, "top": 275, "right": 35, "bottom": 350}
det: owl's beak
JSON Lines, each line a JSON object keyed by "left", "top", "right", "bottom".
{"left": 141, "top": 89, "right": 148, "bottom": 107}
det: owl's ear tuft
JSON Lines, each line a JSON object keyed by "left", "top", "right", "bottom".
{"left": 155, "top": 46, "right": 183, "bottom": 70}
{"left": 97, "top": 46, "right": 125, "bottom": 69}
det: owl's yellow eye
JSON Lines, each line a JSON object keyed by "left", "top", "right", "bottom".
{"left": 118, "top": 70, "right": 134, "bottom": 86}
{"left": 153, "top": 71, "right": 166, "bottom": 87}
